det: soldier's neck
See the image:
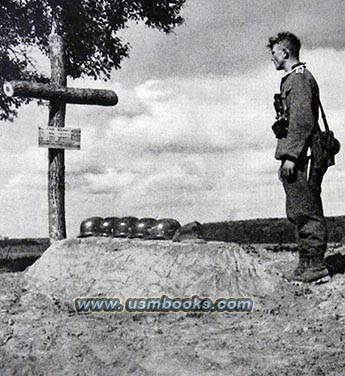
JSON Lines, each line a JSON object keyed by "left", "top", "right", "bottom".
{"left": 283, "top": 59, "right": 300, "bottom": 73}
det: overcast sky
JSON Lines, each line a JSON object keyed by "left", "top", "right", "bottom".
{"left": 1, "top": 0, "right": 345, "bottom": 238}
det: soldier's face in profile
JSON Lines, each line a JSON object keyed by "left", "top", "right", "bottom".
{"left": 271, "top": 44, "right": 285, "bottom": 71}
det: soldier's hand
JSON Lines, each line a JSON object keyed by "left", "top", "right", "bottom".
{"left": 282, "top": 160, "right": 296, "bottom": 177}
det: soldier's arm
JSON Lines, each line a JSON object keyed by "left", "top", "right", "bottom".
{"left": 281, "top": 74, "right": 315, "bottom": 161}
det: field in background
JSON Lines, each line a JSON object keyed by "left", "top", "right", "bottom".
{"left": 0, "top": 238, "right": 50, "bottom": 272}
{"left": 204, "top": 215, "right": 345, "bottom": 243}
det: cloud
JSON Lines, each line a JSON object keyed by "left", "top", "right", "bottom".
{"left": 57, "top": 64, "right": 282, "bottom": 234}
{"left": 101, "top": 72, "right": 276, "bottom": 155}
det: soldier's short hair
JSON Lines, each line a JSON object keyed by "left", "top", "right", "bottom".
{"left": 267, "top": 32, "right": 301, "bottom": 59}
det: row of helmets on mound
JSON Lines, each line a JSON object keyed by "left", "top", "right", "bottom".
{"left": 78, "top": 216, "right": 181, "bottom": 240}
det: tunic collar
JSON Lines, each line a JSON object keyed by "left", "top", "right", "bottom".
{"left": 281, "top": 62, "right": 306, "bottom": 86}
{"left": 284, "top": 62, "right": 306, "bottom": 77}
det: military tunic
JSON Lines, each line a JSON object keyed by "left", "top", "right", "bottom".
{"left": 275, "top": 63, "right": 328, "bottom": 257}
{"left": 275, "top": 63, "right": 319, "bottom": 162}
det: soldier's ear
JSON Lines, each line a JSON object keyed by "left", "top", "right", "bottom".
{"left": 282, "top": 49, "right": 289, "bottom": 59}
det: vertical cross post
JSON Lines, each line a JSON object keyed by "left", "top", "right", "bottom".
{"left": 48, "top": 27, "right": 67, "bottom": 241}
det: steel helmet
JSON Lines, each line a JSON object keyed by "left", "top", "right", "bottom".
{"left": 172, "top": 221, "right": 205, "bottom": 242}
{"left": 78, "top": 217, "right": 103, "bottom": 238}
{"left": 99, "top": 217, "right": 120, "bottom": 237}
{"left": 113, "top": 216, "right": 138, "bottom": 238}
{"left": 129, "top": 217, "right": 157, "bottom": 239}
{"left": 148, "top": 218, "right": 181, "bottom": 240}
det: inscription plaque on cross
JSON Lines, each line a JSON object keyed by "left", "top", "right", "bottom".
{"left": 3, "top": 30, "right": 118, "bottom": 243}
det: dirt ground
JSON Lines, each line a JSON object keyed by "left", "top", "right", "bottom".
{"left": 0, "top": 238, "right": 345, "bottom": 375}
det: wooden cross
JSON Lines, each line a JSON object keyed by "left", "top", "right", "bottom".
{"left": 3, "top": 30, "right": 118, "bottom": 242}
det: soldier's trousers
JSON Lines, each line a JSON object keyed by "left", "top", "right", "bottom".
{"left": 281, "top": 160, "right": 328, "bottom": 258}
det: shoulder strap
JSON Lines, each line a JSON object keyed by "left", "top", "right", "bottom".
{"left": 318, "top": 97, "right": 330, "bottom": 132}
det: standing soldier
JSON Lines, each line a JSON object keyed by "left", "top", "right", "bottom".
{"left": 267, "top": 32, "right": 330, "bottom": 283}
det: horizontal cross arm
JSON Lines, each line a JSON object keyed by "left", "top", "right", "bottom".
{"left": 3, "top": 80, "right": 118, "bottom": 106}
